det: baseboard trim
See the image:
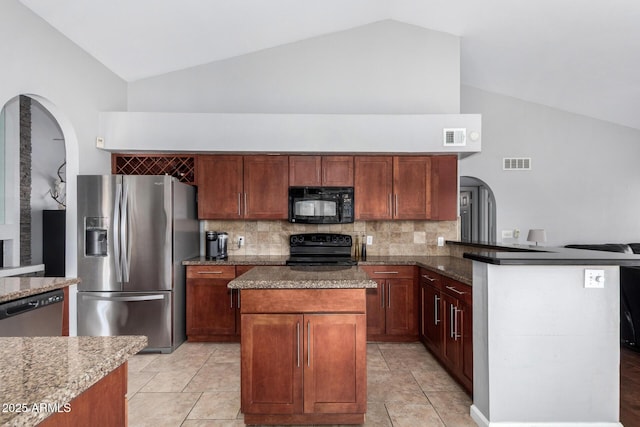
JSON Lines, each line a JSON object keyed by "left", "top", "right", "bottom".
{"left": 469, "top": 405, "right": 622, "bottom": 427}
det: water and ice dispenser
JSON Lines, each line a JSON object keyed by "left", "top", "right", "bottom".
{"left": 84, "top": 217, "right": 108, "bottom": 257}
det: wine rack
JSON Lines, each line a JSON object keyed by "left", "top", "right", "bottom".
{"left": 112, "top": 154, "right": 195, "bottom": 184}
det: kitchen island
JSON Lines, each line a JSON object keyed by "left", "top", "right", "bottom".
{"left": 228, "top": 265, "right": 376, "bottom": 425}
{"left": 0, "top": 335, "right": 147, "bottom": 426}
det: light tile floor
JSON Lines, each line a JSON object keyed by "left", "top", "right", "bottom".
{"left": 127, "top": 341, "right": 475, "bottom": 427}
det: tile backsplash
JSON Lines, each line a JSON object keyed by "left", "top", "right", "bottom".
{"left": 202, "top": 220, "right": 459, "bottom": 257}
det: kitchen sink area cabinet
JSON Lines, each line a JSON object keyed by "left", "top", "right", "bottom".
{"left": 419, "top": 269, "right": 443, "bottom": 353}
{"left": 440, "top": 277, "right": 472, "bottom": 393}
{"left": 361, "top": 266, "right": 418, "bottom": 341}
{"left": 289, "top": 155, "right": 354, "bottom": 186}
{"left": 186, "top": 266, "right": 240, "bottom": 341}
{"left": 197, "top": 155, "right": 288, "bottom": 219}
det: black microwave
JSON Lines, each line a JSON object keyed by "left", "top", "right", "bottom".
{"left": 288, "top": 187, "right": 354, "bottom": 224}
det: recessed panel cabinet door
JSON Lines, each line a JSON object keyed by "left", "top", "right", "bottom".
{"left": 304, "top": 314, "right": 366, "bottom": 414}
{"left": 244, "top": 156, "right": 289, "bottom": 219}
{"left": 196, "top": 155, "right": 243, "bottom": 219}
{"left": 322, "top": 156, "right": 354, "bottom": 186}
{"left": 385, "top": 278, "right": 418, "bottom": 336}
{"left": 365, "top": 282, "right": 386, "bottom": 336}
{"left": 186, "top": 279, "right": 236, "bottom": 336}
{"left": 393, "top": 156, "right": 432, "bottom": 219}
{"left": 355, "top": 156, "right": 393, "bottom": 219}
{"left": 421, "top": 283, "right": 443, "bottom": 352}
{"left": 241, "top": 314, "right": 304, "bottom": 415}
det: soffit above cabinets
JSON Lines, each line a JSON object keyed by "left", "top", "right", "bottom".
{"left": 98, "top": 112, "right": 481, "bottom": 155}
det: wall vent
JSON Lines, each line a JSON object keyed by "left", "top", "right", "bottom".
{"left": 443, "top": 128, "right": 466, "bottom": 146}
{"left": 503, "top": 157, "right": 532, "bottom": 170}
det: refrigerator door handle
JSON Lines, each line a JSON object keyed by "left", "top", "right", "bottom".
{"left": 82, "top": 294, "right": 165, "bottom": 302}
{"left": 113, "top": 181, "right": 123, "bottom": 282}
{"left": 121, "top": 179, "right": 130, "bottom": 282}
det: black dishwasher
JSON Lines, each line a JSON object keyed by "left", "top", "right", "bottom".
{"left": 0, "top": 289, "right": 65, "bottom": 337}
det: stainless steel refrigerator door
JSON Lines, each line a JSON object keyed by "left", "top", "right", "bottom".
{"left": 122, "top": 175, "right": 173, "bottom": 292}
{"left": 77, "top": 175, "right": 123, "bottom": 292}
{"left": 77, "top": 291, "right": 172, "bottom": 351}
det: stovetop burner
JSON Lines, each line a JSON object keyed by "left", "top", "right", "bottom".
{"left": 286, "top": 233, "right": 356, "bottom": 266}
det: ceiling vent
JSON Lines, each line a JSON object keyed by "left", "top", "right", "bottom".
{"left": 503, "top": 157, "right": 532, "bottom": 170}
{"left": 443, "top": 128, "right": 466, "bottom": 146}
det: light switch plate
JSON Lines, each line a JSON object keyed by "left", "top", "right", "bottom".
{"left": 584, "top": 269, "right": 605, "bottom": 288}
{"left": 366, "top": 235, "right": 373, "bottom": 245}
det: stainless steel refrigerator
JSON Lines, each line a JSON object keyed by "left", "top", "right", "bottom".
{"left": 76, "top": 175, "right": 198, "bottom": 353}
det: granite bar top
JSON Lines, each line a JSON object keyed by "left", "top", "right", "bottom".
{"left": 0, "top": 277, "right": 81, "bottom": 303}
{"left": 457, "top": 243, "right": 640, "bottom": 266}
{"left": 228, "top": 266, "right": 377, "bottom": 289}
{"left": 0, "top": 335, "right": 147, "bottom": 427}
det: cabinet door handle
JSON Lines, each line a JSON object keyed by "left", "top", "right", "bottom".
{"left": 373, "top": 271, "right": 399, "bottom": 274}
{"left": 388, "top": 193, "right": 392, "bottom": 217}
{"left": 237, "top": 290, "right": 241, "bottom": 308}
{"left": 244, "top": 193, "right": 247, "bottom": 215}
{"left": 422, "top": 274, "right": 437, "bottom": 282}
{"left": 198, "top": 271, "right": 224, "bottom": 275}
{"left": 394, "top": 194, "right": 398, "bottom": 217}
{"left": 446, "top": 285, "right": 466, "bottom": 295}
{"left": 421, "top": 288, "right": 425, "bottom": 336}
{"left": 307, "top": 320, "right": 311, "bottom": 367}
{"left": 434, "top": 294, "right": 440, "bottom": 325}
{"left": 387, "top": 282, "right": 391, "bottom": 308}
{"left": 230, "top": 289, "right": 233, "bottom": 308}
{"left": 449, "top": 304, "right": 455, "bottom": 339}
{"left": 380, "top": 283, "right": 385, "bottom": 308}
{"left": 237, "top": 193, "right": 242, "bottom": 216}
{"left": 454, "top": 306, "right": 461, "bottom": 340}
{"left": 296, "top": 321, "right": 301, "bottom": 368}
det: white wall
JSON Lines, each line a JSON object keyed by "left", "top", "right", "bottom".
{"left": 30, "top": 99, "right": 65, "bottom": 265}
{"left": 460, "top": 85, "right": 640, "bottom": 246}
{"left": 128, "top": 20, "right": 460, "bottom": 114}
{"left": 0, "top": 0, "right": 127, "bottom": 279}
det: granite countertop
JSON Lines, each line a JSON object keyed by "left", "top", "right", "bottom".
{"left": 0, "top": 335, "right": 147, "bottom": 427}
{"left": 359, "top": 256, "right": 472, "bottom": 285}
{"left": 228, "top": 266, "right": 377, "bottom": 289}
{"left": 183, "top": 255, "right": 288, "bottom": 266}
{"left": 185, "top": 255, "right": 472, "bottom": 284}
{"left": 0, "top": 277, "right": 81, "bottom": 303}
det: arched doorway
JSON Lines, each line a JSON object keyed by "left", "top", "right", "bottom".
{"left": 1, "top": 94, "right": 79, "bottom": 277}
{"left": 460, "top": 176, "right": 496, "bottom": 244}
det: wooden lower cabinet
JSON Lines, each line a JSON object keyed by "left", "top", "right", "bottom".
{"left": 38, "top": 363, "right": 127, "bottom": 427}
{"left": 419, "top": 267, "right": 473, "bottom": 394}
{"left": 241, "top": 288, "right": 367, "bottom": 425}
{"left": 186, "top": 266, "right": 240, "bottom": 341}
{"left": 361, "top": 266, "right": 418, "bottom": 341}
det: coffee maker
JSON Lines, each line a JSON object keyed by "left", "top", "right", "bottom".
{"left": 205, "top": 231, "right": 228, "bottom": 260}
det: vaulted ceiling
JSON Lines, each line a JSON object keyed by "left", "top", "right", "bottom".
{"left": 18, "top": 0, "right": 640, "bottom": 130}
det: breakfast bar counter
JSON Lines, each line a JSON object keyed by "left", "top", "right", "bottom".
{"left": 227, "top": 265, "right": 377, "bottom": 289}
{"left": 0, "top": 335, "right": 147, "bottom": 426}
{"left": 0, "top": 277, "right": 80, "bottom": 303}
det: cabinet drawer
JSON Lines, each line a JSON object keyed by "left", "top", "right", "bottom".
{"left": 441, "top": 278, "right": 471, "bottom": 305}
{"left": 360, "top": 265, "right": 415, "bottom": 279}
{"left": 187, "top": 266, "right": 236, "bottom": 279}
{"left": 419, "top": 269, "right": 443, "bottom": 290}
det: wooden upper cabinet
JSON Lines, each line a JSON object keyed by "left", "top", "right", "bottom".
{"left": 244, "top": 155, "right": 289, "bottom": 219}
{"left": 354, "top": 156, "right": 393, "bottom": 220}
{"left": 289, "top": 156, "right": 354, "bottom": 187}
{"left": 393, "top": 156, "right": 432, "bottom": 220}
{"left": 431, "top": 155, "right": 458, "bottom": 221}
{"left": 197, "top": 155, "right": 243, "bottom": 219}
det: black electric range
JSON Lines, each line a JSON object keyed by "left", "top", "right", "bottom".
{"left": 286, "top": 233, "right": 357, "bottom": 266}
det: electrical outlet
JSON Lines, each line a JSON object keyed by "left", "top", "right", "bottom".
{"left": 502, "top": 230, "right": 514, "bottom": 239}
{"left": 437, "top": 237, "right": 444, "bottom": 246}
{"left": 366, "top": 235, "right": 373, "bottom": 245}
{"left": 238, "top": 236, "right": 245, "bottom": 247}
{"left": 96, "top": 137, "right": 104, "bottom": 148}
{"left": 584, "top": 269, "right": 605, "bottom": 288}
